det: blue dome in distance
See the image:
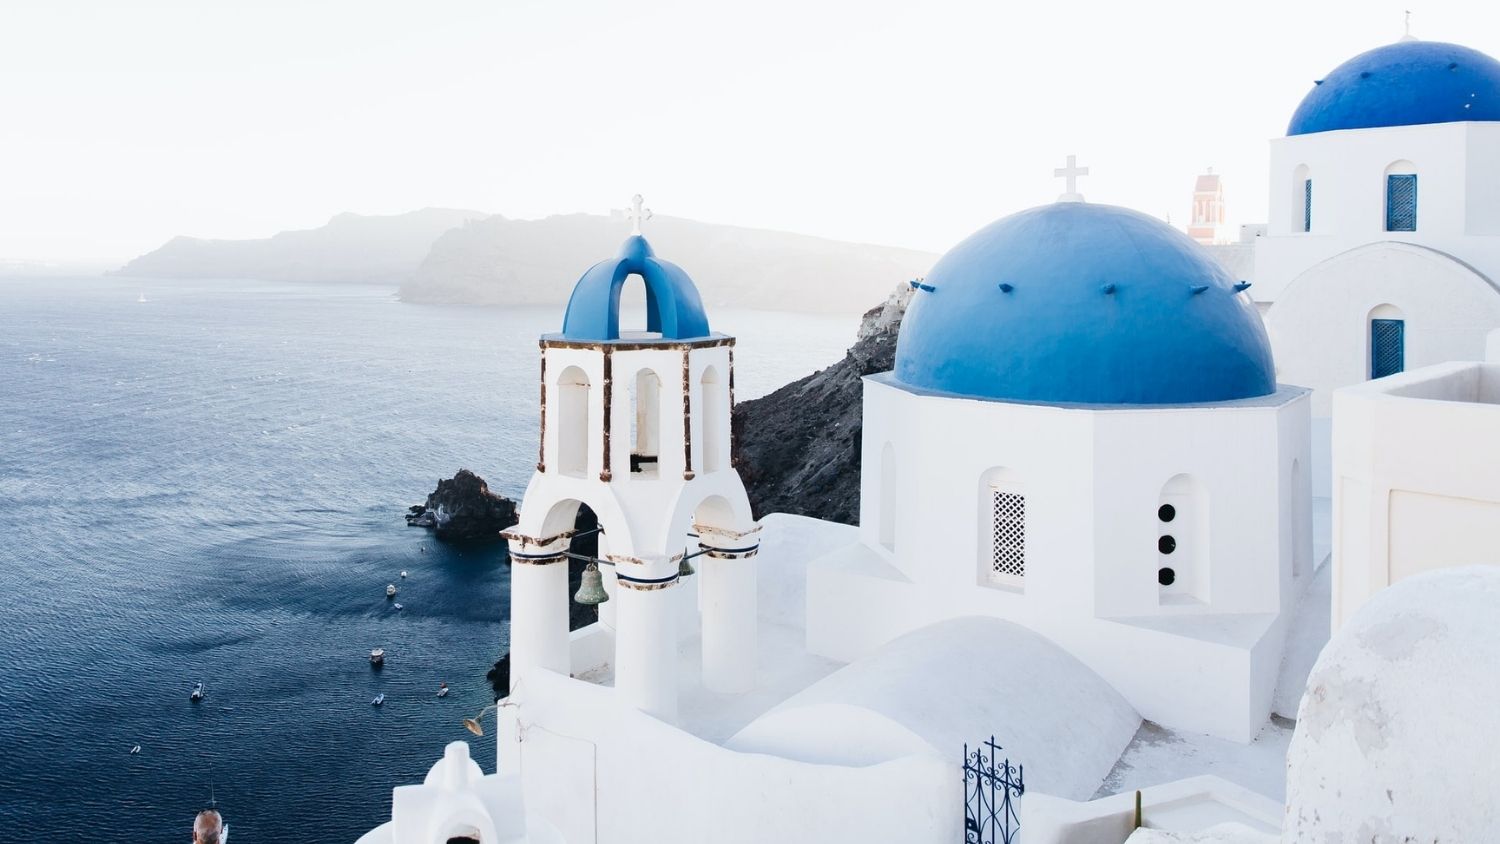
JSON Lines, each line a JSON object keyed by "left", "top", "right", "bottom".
{"left": 893, "top": 202, "right": 1276, "bottom": 405}
{"left": 560, "top": 235, "right": 710, "bottom": 341}
{"left": 1287, "top": 40, "right": 1500, "bottom": 135}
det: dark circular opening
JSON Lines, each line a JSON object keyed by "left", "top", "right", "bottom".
{"left": 1158, "top": 567, "right": 1176, "bottom": 586}
{"left": 1158, "top": 535, "right": 1177, "bottom": 555}
{"left": 1158, "top": 504, "right": 1176, "bottom": 523}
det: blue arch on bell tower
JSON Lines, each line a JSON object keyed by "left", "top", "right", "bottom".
{"left": 560, "top": 235, "right": 711, "bottom": 341}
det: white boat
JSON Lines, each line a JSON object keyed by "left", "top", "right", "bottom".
{"left": 130, "top": 745, "right": 141, "bottom": 754}
{"left": 393, "top": 603, "right": 403, "bottom": 611}
{"left": 400, "top": 570, "right": 408, "bottom": 578}
{"left": 370, "top": 647, "right": 385, "bottom": 666}
{"left": 190, "top": 682, "right": 204, "bottom": 701}
{"left": 137, "top": 292, "right": 147, "bottom": 303}
{"left": 437, "top": 683, "right": 449, "bottom": 698}
{"left": 386, "top": 584, "right": 397, "bottom": 598}
{"left": 372, "top": 693, "right": 385, "bottom": 706}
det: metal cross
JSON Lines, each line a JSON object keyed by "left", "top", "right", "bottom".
{"left": 627, "top": 194, "right": 653, "bottom": 236}
{"left": 1054, "top": 155, "right": 1088, "bottom": 202}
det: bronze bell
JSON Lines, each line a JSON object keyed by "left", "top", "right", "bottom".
{"left": 574, "top": 562, "right": 608, "bottom": 605}
{"left": 678, "top": 555, "right": 696, "bottom": 578}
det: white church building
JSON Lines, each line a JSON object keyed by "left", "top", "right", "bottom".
{"left": 359, "top": 32, "right": 1500, "bottom": 844}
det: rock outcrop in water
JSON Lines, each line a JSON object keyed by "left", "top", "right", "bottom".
{"left": 730, "top": 284, "right": 911, "bottom": 525}
{"left": 406, "top": 469, "right": 519, "bottom": 542}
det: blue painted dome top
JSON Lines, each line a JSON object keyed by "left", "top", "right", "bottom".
{"left": 893, "top": 202, "right": 1276, "bottom": 406}
{"left": 559, "top": 235, "right": 710, "bottom": 341}
{"left": 1287, "top": 40, "right": 1500, "bottom": 136}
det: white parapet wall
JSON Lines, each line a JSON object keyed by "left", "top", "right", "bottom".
{"left": 498, "top": 668, "right": 961, "bottom": 844}
{"left": 1332, "top": 360, "right": 1500, "bottom": 629}
{"left": 1021, "top": 775, "right": 1282, "bottom": 844}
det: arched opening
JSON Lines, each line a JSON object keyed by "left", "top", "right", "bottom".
{"left": 1369, "top": 303, "right": 1405, "bottom": 379}
{"left": 978, "top": 467, "right": 1025, "bottom": 590}
{"left": 1293, "top": 164, "right": 1312, "bottom": 233}
{"left": 629, "top": 368, "right": 661, "bottom": 475}
{"left": 879, "top": 442, "right": 897, "bottom": 551}
{"left": 1384, "top": 160, "right": 1418, "bottom": 232}
{"left": 701, "top": 365, "right": 722, "bottom": 473}
{"left": 556, "top": 366, "right": 590, "bottom": 477}
{"left": 615, "top": 274, "right": 653, "bottom": 336}
{"left": 1158, "top": 474, "right": 1209, "bottom": 604}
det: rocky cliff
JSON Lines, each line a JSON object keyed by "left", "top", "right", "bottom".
{"left": 730, "top": 283, "right": 911, "bottom": 525}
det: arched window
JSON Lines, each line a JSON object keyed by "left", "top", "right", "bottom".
{"left": 1384, "top": 160, "right": 1418, "bottom": 232}
{"left": 979, "top": 467, "right": 1025, "bottom": 589}
{"left": 878, "top": 443, "right": 897, "bottom": 551}
{"left": 1369, "top": 303, "right": 1405, "bottom": 379}
{"left": 701, "top": 366, "right": 722, "bottom": 473}
{"left": 629, "top": 368, "right": 661, "bottom": 474}
{"left": 616, "top": 274, "right": 652, "bottom": 336}
{"left": 1158, "top": 474, "right": 1209, "bottom": 604}
{"left": 556, "top": 366, "right": 590, "bottom": 477}
{"left": 1293, "top": 164, "right": 1312, "bottom": 233}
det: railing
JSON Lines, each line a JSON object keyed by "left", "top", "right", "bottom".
{"left": 963, "top": 736, "right": 1024, "bottom": 844}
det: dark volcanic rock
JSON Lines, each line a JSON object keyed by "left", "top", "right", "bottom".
{"left": 406, "top": 469, "right": 519, "bottom": 542}
{"left": 731, "top": 284, "right": 911, "bottom": 525}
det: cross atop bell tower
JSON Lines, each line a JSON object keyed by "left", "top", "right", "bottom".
{"left": 626, "top": 193, "right": 653, "bottom": 236}
{"left": 1055, "top": 155, "right": 1089, "bottom": 203}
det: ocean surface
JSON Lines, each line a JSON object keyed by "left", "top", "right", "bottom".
{"left": 0, "top": 277, "right": 853, "bottom": 843}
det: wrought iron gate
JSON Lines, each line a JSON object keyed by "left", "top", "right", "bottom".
{"left": 963, "top": 736, "right": 1024, "bottom": 844}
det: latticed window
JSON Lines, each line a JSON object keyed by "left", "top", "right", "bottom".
{"left": 1386, "top": 174, "right": 1417, "bottom": 232}
{"left": 989, "top": 489, "right": 1026, "bottom": 585}
{"left": 1303, "top": 179, "right": 1313, "bottom": 232}
{"left": 1371, "top": 318, "right": 1405, "bottom": 379}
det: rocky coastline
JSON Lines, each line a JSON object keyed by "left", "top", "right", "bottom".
{"left": 405, "top": 469, "right": 519, "bottom": 542}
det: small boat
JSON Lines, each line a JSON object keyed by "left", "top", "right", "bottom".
{"left": 393, "top": 603, "right": 403, "bottom": 611}
{"left": 137, "top": 292, "right": 147, "bottom": 304}
{"left": 400, "top": 570, "right": 408, "bottom": 578}
{"left": 372, "top": 693, "right": 385, "bottom": 706}
{"left": 190, "top": 682, "right": 204, "bottom": 702}
{"left": 370, "top": 647, "right": 385, "bottom": 666}
{"left": 130, "top": 745, "right": 141, "bottom": 754}
{"left": 437, "top": 682, "right": 449, "bottom": 698}
{"left": 386, "top": 584, "right": 397, "bottom": 598}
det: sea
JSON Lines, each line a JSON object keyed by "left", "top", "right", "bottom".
{"left": 0, "top": 276, "right": 853, "bottom": 843}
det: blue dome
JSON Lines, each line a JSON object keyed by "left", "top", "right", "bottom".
{"left": 560, "top": 235, "right": 710, "bottom": 341}
{"left": 1288, "top": 41, "right": 1500, "bottom": 135}
{"left": 893, "top": 203, "right": 1276, "bottom": 406}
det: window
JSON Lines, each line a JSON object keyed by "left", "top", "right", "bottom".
{"left": 989, "top": 489, "right": 1026, "bottom": 585}
{"left": 1386, "top": 173, "right": 1417, "bottom": 232}
{"left": 1293, "top": 165, "right": 1312, "bottom": 233}
{"left": 1159, "top": 474, "right": 1208, "bottom": 604}
{"left": 629, "top": 369, "right": 661, "bottom": 474}
{"left": 1371, "top": 318, "right": 1405, "bottom": 378}
{"left": 1303, "top": 179, "right": 1313, "bottom": 232}
{"left": 701, "top": 366, "right": 722, "bottom": 472}
{"left": 556, "top": 367, "right": 590, "bottom": 477}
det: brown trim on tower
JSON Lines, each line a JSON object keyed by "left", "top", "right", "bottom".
{"left": 541, "top": 336, "right": 734, "bottom": 352}
{"left": 537, "top": 347, "right": 547, "bottom": 472}
{"left": 682, "top": 348, "right": 693, "bottom": 480}
{"left": 728, "top": 346, "right": 736, "bottom": 410}
{"left": 600, "top": 348, "right": 614, "bottom": 482}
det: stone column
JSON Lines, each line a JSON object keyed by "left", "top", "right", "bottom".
{"left": 699, "top": 531, "right": 760, "bottom": 694}
{"left": 507, "top": 540, "right": 570, "bottom": 694}
{"left": 611, "top": 553, "right": 679, "bottom": 721}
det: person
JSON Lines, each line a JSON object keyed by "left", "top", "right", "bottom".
{"left": 193, "top": 808, "right": 227, "bottom": 843}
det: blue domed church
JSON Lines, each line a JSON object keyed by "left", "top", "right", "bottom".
{"left": 806, "top": 193, "right": 1312, "bottom": 742}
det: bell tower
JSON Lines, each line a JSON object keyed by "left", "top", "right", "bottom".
{"left": 501, "top": 197, "right": 760, "bottom": 722}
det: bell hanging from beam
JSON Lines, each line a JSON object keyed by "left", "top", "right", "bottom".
{"left": 678, "top": 555, "right": 696, "bottom": 578}
{"left": 574, "top": 562, "right": 608, "bottom": 605}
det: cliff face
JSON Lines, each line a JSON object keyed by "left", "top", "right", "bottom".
{"left": 401, "top": 212, "right": 934, "bottom": 316}
{"left": 406, "top": 469, "right": 519, "bottom": 542}
{"left": 731, "top": 284, "right": 911, "bottom": 525}
{"left": 113, "top": 208, "right": 486, "bottom": 284}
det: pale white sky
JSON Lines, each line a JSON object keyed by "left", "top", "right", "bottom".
{"left": 2, "top": 0, "right": 1496, "bottom": 263}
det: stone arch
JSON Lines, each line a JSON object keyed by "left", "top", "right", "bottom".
{"left": 1266, "top": 242, "right": 1500, "bottom": 414}
{"left": 1157, "top": 473, "right": 1209, "bottom": 604}
{"left": 518, "top": 494, "right": 633, "bottom": 557}
{"left": 556, "top": 366, "right": 590, "bottom": 478}
{"left": 1293, "top": 163, "right": 1313, "bottom": 233}
{"left": 701, "top": 365, "right": 723, "bottom": 473}
{"left": 629, "top": 367, "right": 662, "bottom": 475}
{"left": 978, "top": 466, "right": 1025, "bottom": 589}
{"left": 879, "top": 442, "right": 897, "bottom": 551}
{"left": 664, "top": 484, "right": 756, "bottom": 554}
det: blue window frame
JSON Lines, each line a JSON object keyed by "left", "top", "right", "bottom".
{"left": 1386, "top": 174, "right": 1417, "bottom": 232}
{"left": 1371, "top": 318, "right": 1405, "bottom": 379}
{"left": 1302, "top": 179, "right": 1313, "bottom": 232}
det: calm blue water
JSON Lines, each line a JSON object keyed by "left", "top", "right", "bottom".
{"left": 0, "top": 277, "right": 851, "bottom": 843}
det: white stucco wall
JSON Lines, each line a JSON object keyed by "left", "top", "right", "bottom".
{"left": 816, "top": 377, "right": 1311, "bottom": 742}
{"left": 1331, "top": 361, "right": 1500, "bottom": 629}
{"left": 1265, "top": 241, "right": 1500, "bottom": 416}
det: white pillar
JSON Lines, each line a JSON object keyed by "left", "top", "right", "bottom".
{"left": 597, "top": 534, "right": 619, "bottom": 631}
{"left": 508, "top": 544, "right": 570, "bottom": 693}
{"left": 612, "top": 554, "right": 679, "bottom": 721}
{"left": 699, "top": 542, "right": 758, "bottom": 694}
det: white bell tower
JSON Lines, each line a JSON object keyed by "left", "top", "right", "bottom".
{"left": 502, "top": 197, "right": 760, "bottom": 722}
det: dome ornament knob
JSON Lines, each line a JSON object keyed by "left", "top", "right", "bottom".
{"left": 1053, "top": 154, "right": 1089, "bottom": 203}
{"left": 1400, "top": 9, "right": 1416, "bottom": 42}
{"left": 626, "top": 194, "right": 653, "bottom": 237}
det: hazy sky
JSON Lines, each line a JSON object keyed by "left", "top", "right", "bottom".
{"left": 3, "top": 0, "right": 1497, "bottom": 263}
